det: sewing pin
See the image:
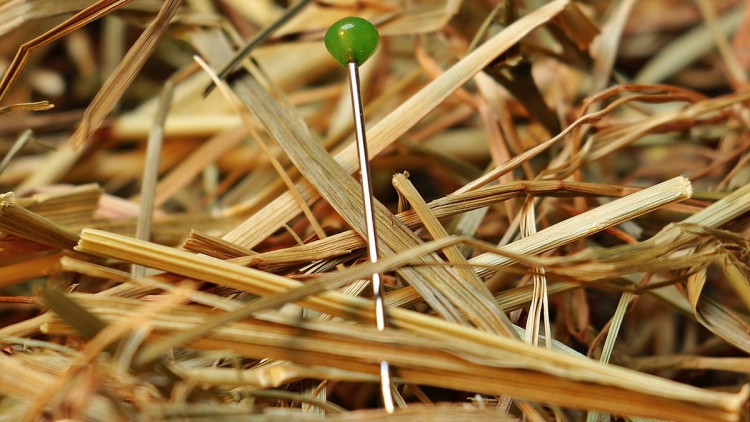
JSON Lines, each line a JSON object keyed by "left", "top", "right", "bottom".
{"left": 324, "top": 16, "right": 394, "bottom": 413}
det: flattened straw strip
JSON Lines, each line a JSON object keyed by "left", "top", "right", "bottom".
{"left": 18, "top": 184, "right": 103, "bottom": 223}
{"left": 675, "top": 181, "right": 750, "bottom": 231}
{"left": 231, "top": 237, "right": 351, "bottom": 269}
{"left": 60, "top": 256, "right": 240, "bottom": 310}
{"left": 630, "top": 356, "right": 750, "bottom": 373}
{"left": 392, "top": 173, "right": 515, "bottom": 336}
{"left": 172, "top": 362, "right": 378, "bottom": 388}
{"left": 188, "top": 229, "right": 257, "bottom": 259}
{"left": 41, "top": 286, "right": 108, "bottom": 341}
{"left": 0, "top": 197, "right": 80, "bottom": 249}
{"left": 392, "top": 173, "right": 490, "bottom": 296}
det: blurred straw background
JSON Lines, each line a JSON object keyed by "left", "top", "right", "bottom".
{"left": 0, "top": 0, "right": 749, "bottom": 420}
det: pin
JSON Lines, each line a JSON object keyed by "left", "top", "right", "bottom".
{"left": 325, "top": 17, "right": 394, "bottom": 413}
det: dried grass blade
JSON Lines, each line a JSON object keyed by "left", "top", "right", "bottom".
{"left": 0, "top": 253, "right": 65, "bottom": 289}
{"left": 202, "top": 0, "right": 314, "bottom": 96}
{"left": 41, "top": 286, "right": 107, "bottom": 341}
{"left": 132, "top": 77, "right": 175, "bottom": 279}
{"left": 635, "top": 7, "right": 744, "bottom": 82}
{"left": 695, "top": 295, "right": 750, "bottom": 354}
{"left": 682, "top": 182, "right": 750, "bottom": 227}
{"left": 59, "top": 256, "right": 238, "bottom": 308}
{"left": 0, "top": 0, "right": 138, "bottom": 105}
{"left": 0, "top": 1, "right": 91, "bottom": 35}
{"left": 586, "top": 91, "right": 750, "bottom": 165}
{"left": 185, "top": 229, "right": 257, "bottom": 260}
{"left": 694, "top": 0, "right": 747, "bottom": 85}
{"left": 242, "top": 389, "right": 347, "bottom": 414}
{"left": 379, "top": 1, "right": 462, "bottom": 36}
{"left": 0, "top": 101, "right": 53, "bottom": 115}
{"left": 495, "top": 280, "right": 580, "bottom": 312}
{"left": 0, "top": 195, "right": 80, "bottom": 249}
{"left": 687, "top": 268, "right": 750, "bottom": 354}
{"left": 471, "top": 176, "right": 693, "bottom": 277}
{"left": 586, "top": 289, "right": 635, "bottom": 422}
{"left": 149, "top": 126, "right": 247, "bottom": 207}
{"left": 589, "top": 0, "right": 637, "bottom": 93}
{"left": 231, "top": 237, "right": 351, "bottom": 270}
{"left": 722, "top": 256, "right": 750, "bottom": 312}
{"left": 16, "top": 184, "right": 102, "bottom": 227}
{"left": 631, "top": 356, "right": 750, "bottom": 374}
{"left": 70, "top": 0, "right": 182, "bottom": 148}
{"left": 0, "top": 129, "right": 33, "bottom": 176}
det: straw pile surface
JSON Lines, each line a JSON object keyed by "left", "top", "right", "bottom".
{"left": 1, "top": 0, "right": 749, "bottom": 421}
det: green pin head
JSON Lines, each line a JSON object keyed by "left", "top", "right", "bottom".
{"left": 324, "top": 17, "right": 379, "bottom": 67}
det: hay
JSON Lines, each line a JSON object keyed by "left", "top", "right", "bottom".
{"left": 0, "top": 0, "right": 749, "bottom": 420}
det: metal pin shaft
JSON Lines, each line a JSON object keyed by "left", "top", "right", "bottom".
{"left": 347, "top": 61, "right": 394, "bottom": 413}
